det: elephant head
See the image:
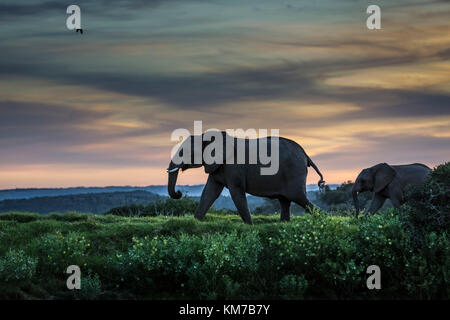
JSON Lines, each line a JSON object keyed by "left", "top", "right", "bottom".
{"left": 352, "top": 163, "right": 396, "bottom": 216}
{"left": 167, "top": 132, "right": 226, "bottom": 199}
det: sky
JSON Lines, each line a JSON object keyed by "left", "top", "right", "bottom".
{"left": 0, "top": 0, "right": 449, "bottom": 189}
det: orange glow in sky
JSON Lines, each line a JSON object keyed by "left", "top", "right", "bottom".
{"left": 0, "top": 1, "right": 449, "bottom": 189}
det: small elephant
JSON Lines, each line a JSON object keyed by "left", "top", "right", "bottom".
{"left": 167, "top": 131, "right": 325, "bottom": 224}
{"left": 352, "top": 163, "right": 431, "bottom": 216}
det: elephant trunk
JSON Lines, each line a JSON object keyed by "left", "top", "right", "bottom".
{"left": 167, "top": 161, "right": 182, "bottom": 199}
{"left": 352, "top": 185, "right": 360, "bottom": 216}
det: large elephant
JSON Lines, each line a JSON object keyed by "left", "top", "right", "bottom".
{"left": 352, "top": 163, "right": 431, "bottom": 216}
{"left": 167, "top": 131, "right": 325, "bottom": 224}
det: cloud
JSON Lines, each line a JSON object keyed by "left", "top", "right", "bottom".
{"left": 1, "top": 52, "right": 448, "bottom": 116}
{"left": 0, "top": 0, "right": 449, "bottom": 187}
{"left": 0, "top": 100, "right": 112, "bottom": 146}
{"left": 310, "top": 132, "right": 450, "bottom": 184}
{"left": 1, "top": 14, "right": 448, "bottom": 115}
{"left": 0, "top": 0, "right": 448, "bottom": 114}
{"left": 0, "top": 1, "right": 61, "bottom": 18}
{"left": 0, "top": 0, "right": 177, "bottom": 18}
{"left": 327, "top": 88, "right": 450, "bottom": 120}
{"left": 0, "top": 99, "right": 181, "bottom": 168}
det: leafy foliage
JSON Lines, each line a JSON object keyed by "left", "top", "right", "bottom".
{"left": 77, "top": 274, "right": 102, "bottom": 300}
{"left": 0, "top": 249, "right": 37, "bottom": 283}
{"left": 106, "top": 197, "right": 233, "bottom": 217}
{"left": 316, "top": 181, "right": 373, "bottom": 212}
{"left": 402, "top": 162, "right": 450, "bottom": 235}
{"left": 0, "top": 210, "right": 448, "bottom": 299}
{"left": 109, "top": 230, "right": 262, "bottom": 298}
{"left": 35, "top": 231, "right": 90, "bottom": 275}
{"left": 105, "top": 197, "right": 198, "bottom": 217}
{"left": 1, "top": 163, "right": 448, "bottom": 299}
{"left": 279, "top": 274, "right": 308, "bottom": 299}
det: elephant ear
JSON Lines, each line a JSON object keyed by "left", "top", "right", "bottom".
{"left": 202, "top": 131, "right": 226, "bottom": 174}
{"left": 373, "top": 163, "right": 396, "bottom": 193}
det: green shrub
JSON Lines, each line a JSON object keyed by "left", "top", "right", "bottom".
{"left": 47, "top": 212, "right": 90, "bottom": 222}
{"left": 0, "top": 212, "right": 40, "bottom": 223}
{"left": 403, "top": 162, "right": 450, "bottom": 235}
{"left": 203, "top": 230, "right": 261, "bottom": 275}
{"left": 265, "top": 214, "right": 364, "bottom": 298}
{"left": 105, "top": 197, "right": 198, "bottom": 217}
{"left": 104, "top": 203, "right": 145, "bottom": 217}
{"left": 206, "top": 207, "right": 236, "bottom": 215}
{"left": 35, "top": 231, "right": 90, "bottom": 274}
{"left": 0, "top": 249, "right": 37, "bottom": 283}
{"left": 106, "top": 197, "right": 236, "bottom": 218}
{"left": 108, "top": 233, "right": 201, "bottom": 296}
{"left": 0, "top": 195, "right": 448, "bottom": 300}
{"left": 109, "top": 230, "right": 262, "bottom": 298}
{"left": 104, "top": 210, "right": 450, "bottom": 299}
{"left": 77, "top": 274, "right": 102, "bottom": 300}
{"left": 316, "top": 181, "right": 373, "bottom": 212}
{"left": 279, "top": 274, "right": 308, "bottom": 299}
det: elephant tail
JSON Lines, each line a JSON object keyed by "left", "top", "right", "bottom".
{"left": 307, "top": 156, "right": 325, "bottom": 189}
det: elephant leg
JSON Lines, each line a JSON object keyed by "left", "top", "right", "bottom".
{"left": 367, "top": 193, "right": 386, "bottom": 216}
{"left": 194, "top": 176, "right": 224, "bottom": 221}
{"left": 389, "top": 189, "right": 404, "bottom": 209}
{"left": 390, "top": 194, "right": 403, "bottom": 209}
{"left": 390, "top": 197, "right": 402, "bottom": 209}
{"left": 279, "top": 197, "right": 291, "bottom": 222}
{"left": 229, "top": 187, "right": 253, "bottom": 224}
{"left": 291, "top": 192, "right": 314, "bottom": 213}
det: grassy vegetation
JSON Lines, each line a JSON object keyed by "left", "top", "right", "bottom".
{"left": 105, "top": 197, "right": 235, "bottom": 217}
{"left": 0, "top": 210, "right": 448, "bottom": 300}
{"left": 1, "top": 163, "right": 448, "bottom": 300}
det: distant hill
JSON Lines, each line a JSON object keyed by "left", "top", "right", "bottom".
{"left": 0, "top": 191, "right": 268, "bottom": 215}
{"left": 0, "top": 184, "right": 337, "bottom": 215}
{"left": 0, "top": 184, "right": 337, "bottom": 201}
{"left": 0, "top": 190, "right": 161, "bottom": 215}
{"left": 0, "top": 185, "right": 204, "bottom": 201}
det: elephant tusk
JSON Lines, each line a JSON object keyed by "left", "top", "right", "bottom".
{"left": 167, "top": 167, "right": 180, "bottom": 173}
